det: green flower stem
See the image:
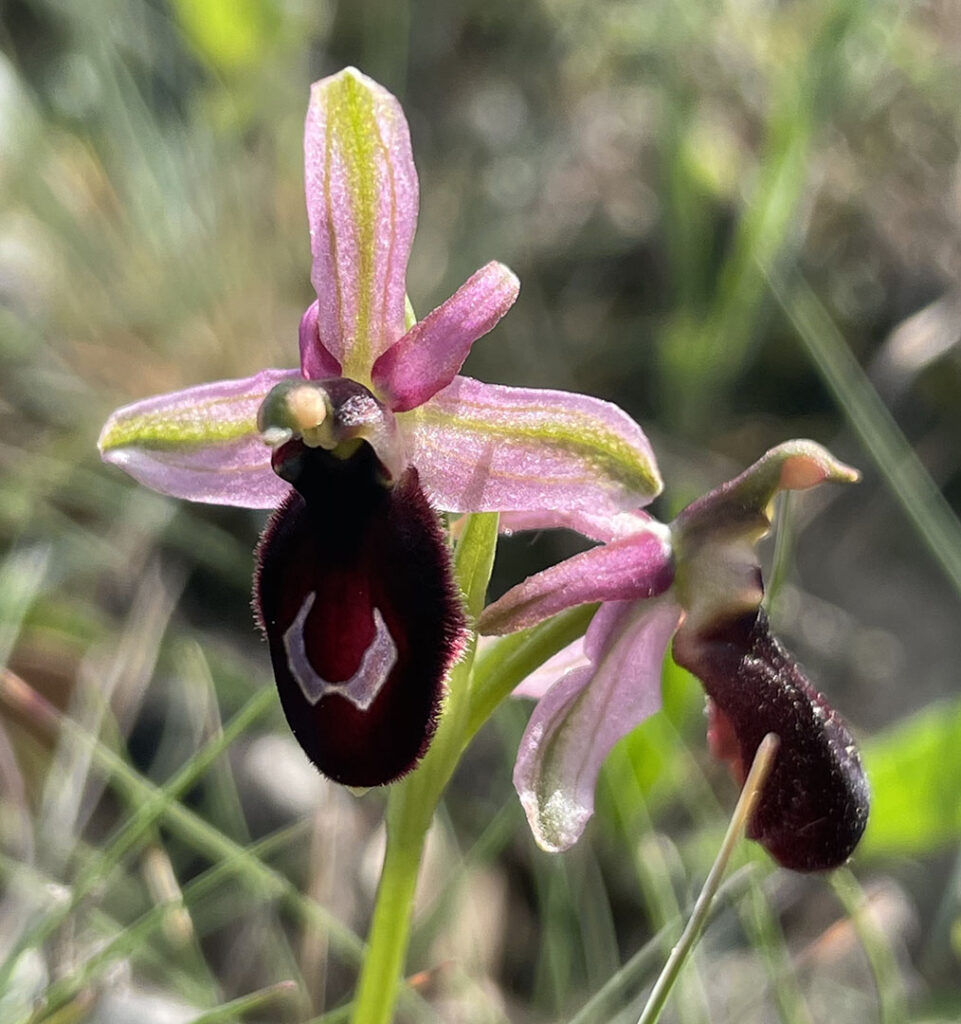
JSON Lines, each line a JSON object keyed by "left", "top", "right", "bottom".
{"left": 349, "top": 513, "right": 499, "bottom": 1024}
{"left": 349, "top": 645, "right": 481, "bottom": 1024}
{"left": 348, "top": 800, "right": 431, "bottom": 1024}
{"left": 349, "top": 520, "right": 601, "bottom": 1024}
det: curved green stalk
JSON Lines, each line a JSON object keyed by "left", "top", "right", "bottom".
{"left": 348, "top": 514, "right": 498, "bottom": 1024}
{"left": 346, "top": 520, "right": 606, "bottom": 1024}
{"left": 348, "top": 802, "right": 431, "bottom": 1024}
{"left": 348, "top": 516, "right": 601, "bottom": 1024}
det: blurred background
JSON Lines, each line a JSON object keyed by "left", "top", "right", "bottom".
{"left": 1, "top": 0, "right": 960, "bottom": 1021}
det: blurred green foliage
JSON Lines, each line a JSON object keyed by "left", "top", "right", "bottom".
{"left": 171, "top": 0, "right": 283, "bottom": 72}
{"left": 863, "top": 700, "right": 961, "bottom": 858}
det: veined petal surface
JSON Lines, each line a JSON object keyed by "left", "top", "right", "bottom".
{"left": 371, "top": 261, "right": 520, "bottom": 411}
{"left": 479, "top": 522, "right": 674, "bottom": 636}
{"left": 98, "top": 369, "right": 298, "bottom": 508}
{"left": 513, "top": 597, "right": 682, "bottom": 852}
{"left": 406, "top": 376, "right": 663, "bottom": 517}
{"left": 305, "top": 68, "right": 418, "bottom": 380}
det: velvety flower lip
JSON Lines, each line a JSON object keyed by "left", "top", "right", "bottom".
{"left": 486, "top": 441, "right": 870, "bottom": 868}
{"left": 673, "top": 607, "right": 870, "bottom": 872}
{"left": 254, "top": 439, "right": 464, "bottom": 786}
{"left": 98, "top": 67, "right": 666, "bottom": 788}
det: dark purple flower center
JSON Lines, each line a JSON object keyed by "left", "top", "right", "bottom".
{"left": 254, "top": 439, "right": 464, "bottom": 786}
{"left": 673, "top": 608, "right": 870, "bottom": 871}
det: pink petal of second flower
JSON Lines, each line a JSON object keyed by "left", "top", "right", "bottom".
{"left": 513, "top": 597, "right": 682, "bottom": 852}
{"left": 304, "top": 68, "right": 418, "bottom": 379}
{"left": 98, "top": 369, "right": 298, "bottom": 508}
{"left": 371, "top": 262, "right": 520, "bottom": 411}
{"left": 512, "top": 638, "right": 588, "bottom": 700}
{"left": 479, "top": 523, "right": 674, "bottom": 636}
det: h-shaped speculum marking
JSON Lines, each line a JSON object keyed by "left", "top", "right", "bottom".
{"left": 283, "top": 592, "right": 398, "bottom": 710}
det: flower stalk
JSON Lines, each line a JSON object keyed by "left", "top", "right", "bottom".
{"left": 350, "top": 512, "right": 497, "bottom": 1024}
{"left": 349, "top": 796, "right": 429, "bottom": 1024}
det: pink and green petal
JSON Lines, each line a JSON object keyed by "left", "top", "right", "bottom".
{"left": 298, "top": 301, "right": 343, "bottom": 379}
{"left": 405, "top": 376, "right": 663, "bottom": 518}
{"left": 371, "top": 262, "right": 520, "bottom": 412}
{"left": 479, "top": 522, "right": 674, "bottom": 636}
{"left": 98, "top": 369, "right": 298, "bottom": 508}
{"left": 304, "top": 68, "right": 418, "bottom": 381}
{"left": 513, "top": 597, "right": 682, "bottom": 852}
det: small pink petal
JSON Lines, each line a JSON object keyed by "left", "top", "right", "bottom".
{"left": 98, "top": 369, "right": 298, "bottom": 508}
{"left": 304, "top": 68, "right": 418, "bottom": 379}
{"left": 298, "top": 301, "right": 343, "bottom": 379}
{"left": 513, "top": 597, "right": 681, "bottom": 852}
{"left": 512, "top": 638, "right": 588, "bottom": 700}
{"left": 371, "top": 262, "right": 520, "bottom": 411}
{"left": 479, "top": 524, "right": 674, "bottom": 636}
{"left": 405, "top": 376, "right": 662, "bottom": 517}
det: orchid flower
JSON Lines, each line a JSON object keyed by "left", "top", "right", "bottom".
{"left": 480, "top": 441, "right": 870, "bottom": 872}
{"left": 98, "top": 68, "right": 660, "bottom": 788}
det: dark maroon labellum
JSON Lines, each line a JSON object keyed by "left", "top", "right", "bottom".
{"left": 254, "top": 439, "right": 464, "bottom": 786}
{"left": 673, "top": 608, "right": 869, "bottom": 872}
